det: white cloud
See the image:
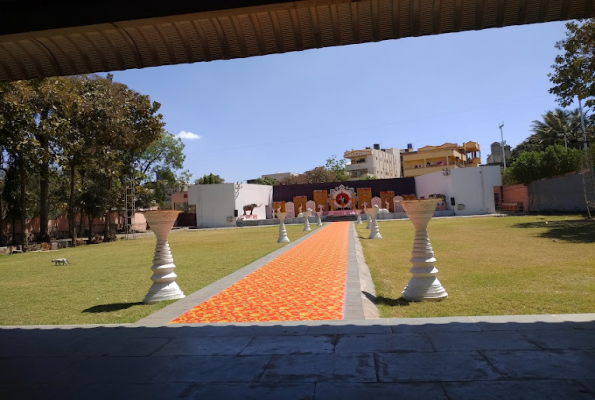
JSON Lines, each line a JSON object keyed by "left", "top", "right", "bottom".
{"left": 176, "top": 131, "right": 201, "bottom": 140}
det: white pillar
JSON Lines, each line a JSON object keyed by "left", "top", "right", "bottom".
{"left": 356, "top": 211, "right": 362, "bottom": 224}
{"left": 400, "top": 199, "right": 447, "bottom": 301}
{"left": 303, "top": 210, "right": 311, "bottom": 231}
{"left": 368, "top": 205, "right": 382, "bottom": 239}
{"left": 277, "top": 212, "right": 290, "bottom": 243}
{"left": 316, "top": 211, "right": 323, "bottom": 226}
{"left": 142, "top": 210, "right": 185, "bottom": 304}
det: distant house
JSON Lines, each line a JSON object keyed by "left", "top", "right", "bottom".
{"left": 247, "top": 172, "right": 299, "bottom": 184}
{"left": 402, "top": 142, "right": 481, "bottom": 178}
{"left": 344, "top": 144, "right": 401, "bottom": 179}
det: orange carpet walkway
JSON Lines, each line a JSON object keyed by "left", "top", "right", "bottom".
{"left": 171, "top": 222, "right": 350, "bottom": 323}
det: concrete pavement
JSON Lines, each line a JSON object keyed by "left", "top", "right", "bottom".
{"left": 2, "top": 314, "right": 594, "bottom": 399}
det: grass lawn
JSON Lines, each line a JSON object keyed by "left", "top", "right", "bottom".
{"left": 0, "top": 224, "right": 317, "bottom": 325}
{"left": 356, "top": 215, "right": 595, "bottom": 318}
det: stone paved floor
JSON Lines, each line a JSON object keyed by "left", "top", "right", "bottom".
{"left": 1, "top": 314, "right": 594, "bottom": 399}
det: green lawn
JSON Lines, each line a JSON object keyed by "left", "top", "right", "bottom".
{"left": 356, "top": 215, "right": 595, "bottom": 318}
{"left": 0, "top": 224, "right": 317, "bottom": 325}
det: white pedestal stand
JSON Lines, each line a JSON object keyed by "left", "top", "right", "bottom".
{"left": 356, "top": 211, "right": 362, "bottom": 224}
{"left": 303, "top": 211, "right": 311, "bottom": 231}
{"left": 316, "top": 211, "right": 323, "bottom": 226}
{"left": 368, "top": 206, "right": 382, "bottom": 239}
{"left": 277, "top": 212, "right": 290, "bottom": 243}
{"left": 400, "top": 199, "right": 448, "bottom": 301}
{"left": 142, "top": 210, "right": 185, "bottom": 304}
{"left": 365, "top": 209, "right": 372, "bottom": 229}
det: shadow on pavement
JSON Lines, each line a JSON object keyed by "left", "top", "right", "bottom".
{"left": 0, "top": 317, "right": 594, "bottom": 399}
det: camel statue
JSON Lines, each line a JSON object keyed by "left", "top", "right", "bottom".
{"left": 242, "top": 204, "right": 262, "bottom": 215}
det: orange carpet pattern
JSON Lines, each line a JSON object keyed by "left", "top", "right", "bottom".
{"left": 171, "top": 222, "right": 350, "bottom": 323}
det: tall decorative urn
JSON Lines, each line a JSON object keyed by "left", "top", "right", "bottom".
{"left": 143, "top": 210, "right": 185, "bottom": 304}
{"left": 400, "top": 199, "right": 448, "bottom": 301}
{"left": 277, "top": 211, "right": 290, "bottom": 243}
{"left": 367, "top": 205, "right": 382, "bottom": 239}
{"left": 303, "top": 210, "right": 311, "bottom": 231}
{"left": 316, "top": 210, "right": 323, "bottom": 226}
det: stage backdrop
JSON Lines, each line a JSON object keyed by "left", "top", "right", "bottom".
{"left": 273, "top": 178, "right": 416, "bottom": 204}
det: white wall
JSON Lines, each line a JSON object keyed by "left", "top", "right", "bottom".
{"left": 234, "top": 184, "right": 273, "bottom": 218}
{"left": 415, "top": 170, "right": 452, "bottom": 200}
{"left": 188, "top": 183, "right": 235, "bottom": 228}
{"left": 414, "top": 166, "right": 502, "bottom": 216}
{"left": 188, "top": 183, "right": 274, "bottom": 228}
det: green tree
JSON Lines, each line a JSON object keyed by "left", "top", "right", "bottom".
{"left": 304, "top": 166, "right": 335, "bottom": 183}
{"left": 325, "top": 155, "right": 349, "bottom": 181}
{"left": 252, "top": 176, "right": 277, "bottom": 185}
{"left": 136, "top": 131, "right": 185, "bottom": 183}
{"left": 507, "top": 145, "right": 582, "bottom": 185}
{"left": 0, "top": 81, "right": 38, "bottom": 251}
{"left": 196, "top": 173, "right": 225, "bottom": 184}
{"left": 549, "top": 19, "right": 595, "bottom": 120}
{"left": 510, "top": 108, "right": 587, "bottom": 163}
{"left": 508, "top": 151, "right": 543, "bottom": 185}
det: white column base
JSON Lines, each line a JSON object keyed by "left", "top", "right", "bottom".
{"left": 143, "top": 281, "right": 185, "bottom": 304}
{"left": 277, "top": 212, "right": 290, "bottom": 243}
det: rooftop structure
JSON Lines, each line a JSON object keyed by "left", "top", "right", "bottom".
{"left": 402, "top": 142, "right": 481, "bottom": 178}
{"left": 487, "top": 141, "right": 512, "bottom": 166}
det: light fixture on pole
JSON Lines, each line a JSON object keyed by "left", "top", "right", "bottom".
{"left": 499, "top": 122, "right": 507, "bottom": 169}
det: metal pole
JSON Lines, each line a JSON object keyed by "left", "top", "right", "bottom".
{"left": 499, "top": 122, "right": 506, "bottom": 169}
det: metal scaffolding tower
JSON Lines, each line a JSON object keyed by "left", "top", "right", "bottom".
{"left": 124, "top": 176, "right": 136, "bottom": 239}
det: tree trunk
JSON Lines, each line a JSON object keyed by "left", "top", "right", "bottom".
{"left": 0, "top": 193, "right": 5, "bottom": 247}
{"left": 38, "top": 134, "right": 50, "bottom": 242}
{"left": 18, "top": 156, "right": 28, "bottom": 252}
{"left": 79, "top": 210, "right": 85, "bottom": 238}
{"left": 103, "top": 178, "right": 113, "bottom": 241}
{"left": 68, "top": 160, "right": 77, "bottom": 246}
{"left": 88, "top": 213, "right": 94, "bottom": 239}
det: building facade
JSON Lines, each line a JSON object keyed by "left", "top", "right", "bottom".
{"left": 344, "top": 144, "right": 401, "bottom": 179}
{"left": 401, "top": 142, "right": 481, "bottom": 178}
{"left": 247, "top": 172, "right": 299, "bottom": 184}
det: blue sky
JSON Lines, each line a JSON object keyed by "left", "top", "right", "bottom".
{"left": 110, "top": 21, "right": 571, "bottom": 183}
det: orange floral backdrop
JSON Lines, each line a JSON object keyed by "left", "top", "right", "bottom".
{"left": 272, "top": 201, "right": 286, "bottom": 213}
{"left": 380, "top": 191, "right": 395, "bottom": 212}
{"left": 313, "top": 190, "right": 328, "bottom": 211}
{"left": 357, "top": 188, "right": 372, "bottom": 210}
{"left": 293, "top": 196, "right": 308, "bottom": 214}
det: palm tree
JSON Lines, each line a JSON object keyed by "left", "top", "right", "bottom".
{"left": 510, "top": 108, "right": 586, "bottom": 163}
{"left": 530, "top": 108, "right": 583, "bottom": 150}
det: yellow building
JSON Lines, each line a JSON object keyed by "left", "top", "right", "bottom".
{"left": 401, "top": 142, "right": 481, "bottom": 178}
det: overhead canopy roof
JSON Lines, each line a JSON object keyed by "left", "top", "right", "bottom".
{"left": 1, "top": 0, "right": 593, "bottom": 82}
